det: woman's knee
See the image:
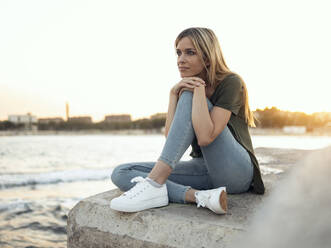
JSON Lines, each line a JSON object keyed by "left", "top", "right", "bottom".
{"left": 110, "top": 163, "right": 131, "bottom": 189}
{"left": 178, "top": 91, "right": 193, "bottom": 105}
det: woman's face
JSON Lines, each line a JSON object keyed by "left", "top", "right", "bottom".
{"left": 176, "top": 37, "right": 208, "bottom": 79}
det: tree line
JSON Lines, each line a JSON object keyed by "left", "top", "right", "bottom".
{"left": 0, "top": 107, "right": 330, "bottom": 131}
{"left": 254, "top": 107, "right": 330, "bottom": 129}
{"left": 0, "top": 118, "right": 165, "bottom": 131}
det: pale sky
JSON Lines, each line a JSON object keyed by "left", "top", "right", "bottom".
{"left": 0, "top": 0, "right": 330, "bottom": 122}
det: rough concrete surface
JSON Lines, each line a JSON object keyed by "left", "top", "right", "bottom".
{"left": 67, "top": 147, "right": 316, "bottom": 248}
{"left": 231, "top": 146, "right": 331, "bottom": 248}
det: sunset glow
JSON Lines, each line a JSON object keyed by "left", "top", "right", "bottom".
{"left": 1, "top": 0, "right": 330, "bottom": 122}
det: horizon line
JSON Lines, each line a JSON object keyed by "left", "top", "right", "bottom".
{"left": 1, "top": 106, "right": 331, "bottom": 122}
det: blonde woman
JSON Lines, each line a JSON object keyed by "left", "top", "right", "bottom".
{"left": 110, "top": 27, "right": 265, "bottom": 214}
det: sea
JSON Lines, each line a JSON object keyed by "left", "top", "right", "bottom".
{"left": 1, "top": 134, "right": 331, "bottom": 248}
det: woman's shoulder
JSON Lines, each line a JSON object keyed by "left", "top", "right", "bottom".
{"left": 215, "top": 72, "right": 243, "bottom": 89}
{"left": 224, "top": 72, "right": 243, "bottom": 83}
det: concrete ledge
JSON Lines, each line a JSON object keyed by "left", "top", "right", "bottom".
{"left": 232, "top": 146, "right": 331, "bottom": 248}
{"left": 68, "top": 190, "right": 266, "bottom": 248}
{"left": 67, "top": 147, "right": 311, "bottom": 248}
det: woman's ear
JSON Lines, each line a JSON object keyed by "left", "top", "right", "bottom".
{"left": 204, "top": 58, "right": 210, "bottom": 67}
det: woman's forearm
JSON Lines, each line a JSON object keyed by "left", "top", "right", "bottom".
{"left": 164, "top": 93, "right": 179, "bottom": 137}
{"left": 192, "top": 86, "right": 214, "bottom": 146}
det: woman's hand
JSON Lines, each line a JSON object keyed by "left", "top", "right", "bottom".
{"left": 170, "top": 77, "right": 206, "bottom": 98}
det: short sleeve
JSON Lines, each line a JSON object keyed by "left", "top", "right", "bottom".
{"left": 213, "top": 75, "right": 243, "bottom": 115}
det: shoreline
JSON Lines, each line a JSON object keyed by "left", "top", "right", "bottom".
{"left": 0, "top": 128, "right": 331, "bottom": 137}
{"left": 0, "top": 129, "right": 162, "bottom": 136}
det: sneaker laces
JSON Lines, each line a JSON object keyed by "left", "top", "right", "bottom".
{"left": 130, "top": 176, "right": 146, "bottom": 184}
{"left": 195, "top": 191, "right": 210, "bottom": 208}
{"left": 122, "top": 176, "right": 148, "bottom": 198}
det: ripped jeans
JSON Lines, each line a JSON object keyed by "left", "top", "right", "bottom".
{"left": 111, "top": 91, "right": 253, "bottom": 204}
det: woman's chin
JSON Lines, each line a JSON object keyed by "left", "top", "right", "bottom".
{"left": 180, "top": 72, "right": 194, "bottom": 78}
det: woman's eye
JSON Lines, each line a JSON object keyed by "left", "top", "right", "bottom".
{"left": 176, "top": 50, "right": 195, "bottom": 56}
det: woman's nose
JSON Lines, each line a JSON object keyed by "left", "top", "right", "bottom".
{"left": 178, "top": 54, "right": 187, "bottom": 64}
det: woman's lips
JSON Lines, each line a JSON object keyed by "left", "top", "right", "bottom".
{"left": 179, "top": 67, "right": 189, "bottom": 71}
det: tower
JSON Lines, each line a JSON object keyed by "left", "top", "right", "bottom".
{"left": 66, "top": 102, "right": 69, "bottom": 121}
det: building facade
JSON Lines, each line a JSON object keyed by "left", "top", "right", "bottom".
{"left": 8, "top": 113, "right": 37, "bottom": 124}
{"left": 38, "top": 117, "right": 65, "bottom": 124}
{"left": 104, "top": 114, "right": 131, "bottom": 123}
{"left": 68, "top": 116, "right": 92, "bottom": 123}
{"left": 8, "top": 113, "right": 38, "bottom": 130}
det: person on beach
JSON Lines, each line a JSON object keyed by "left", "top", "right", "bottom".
{"left": 110, "top": 27, "right": 265, "bottom": 214}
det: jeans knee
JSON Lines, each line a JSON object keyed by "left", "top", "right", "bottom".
{"left": 178, "top": 91, "right": 193, "bottom": 104}
{"left": 110, "top": 164, "right": 130, "bottom": 190}
{"left": 179, "top": 90, "right": 193, "bottom": 99}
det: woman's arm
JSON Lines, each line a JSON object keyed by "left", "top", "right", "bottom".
{"left": 192, "top": 86, "right": 231, "bottom": 146}
{"left": 164, "top": 92, "right": 179, "bottom": 138}
{"left": 165, "top": 77, "right": 206, "bottom": 138}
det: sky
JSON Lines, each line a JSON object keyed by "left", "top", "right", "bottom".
{"left": 0, "top": 0, "right": 330, "bottom": 122}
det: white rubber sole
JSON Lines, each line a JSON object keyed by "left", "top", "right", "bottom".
{"left": 210, "top": 187, "right": 227, "bottom": 214}
{"left": 110, "top": 196, "right": 169, "bottom": 212}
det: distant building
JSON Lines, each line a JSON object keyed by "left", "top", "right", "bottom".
{"left": 8, "top": 113, "right": 37, "bottom": 124}
{"left": 150, "top": 113, "right": 167, "bottom": 120}
{"left": 38, "top": 117, "right": 65, "bottom": 124}
{"left": 8, "top": 113, "right": 37, "bottom": 130}
{"left": 283, "top": 126, "right": 306, "bottom": 134}
{"left": 104, "top": 114, "right": 131, "bottom": 123}
{"left": 68, "top": 116, "right": 92, "bottom": 123}
{"left": 66, "top": 102, "right": 70, "bottom": 121}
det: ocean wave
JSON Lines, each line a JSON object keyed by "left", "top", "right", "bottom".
{"left": 0, "top": 163, "right": 283, "bottom": 189}
{"left": 0, "top": 168, "right": 113, "bottom": 189}
{"left": 0, "top": 200, "right": 32, "bottom": 213}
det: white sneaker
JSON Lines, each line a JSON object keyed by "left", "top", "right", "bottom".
{"left": 194, "top": 187, "right": 227, "bottom": 214}
{"left": 110, "top": 176, "right": 169, "bottom": 212}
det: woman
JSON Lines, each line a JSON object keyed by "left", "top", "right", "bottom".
{"left": 110, "top": 27, "right": 265, "bottom": 214}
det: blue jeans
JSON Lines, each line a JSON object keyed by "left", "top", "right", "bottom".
{"left": 111, "top": 91, "right": 253, "bottom": 204}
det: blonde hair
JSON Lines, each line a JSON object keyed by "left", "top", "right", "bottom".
{"left": 175, "top": 27, "right": 256, "bottom": 127}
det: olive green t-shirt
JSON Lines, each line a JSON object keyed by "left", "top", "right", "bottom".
{"left": 189, "top": 73, "right": 265, "bottom": 194}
